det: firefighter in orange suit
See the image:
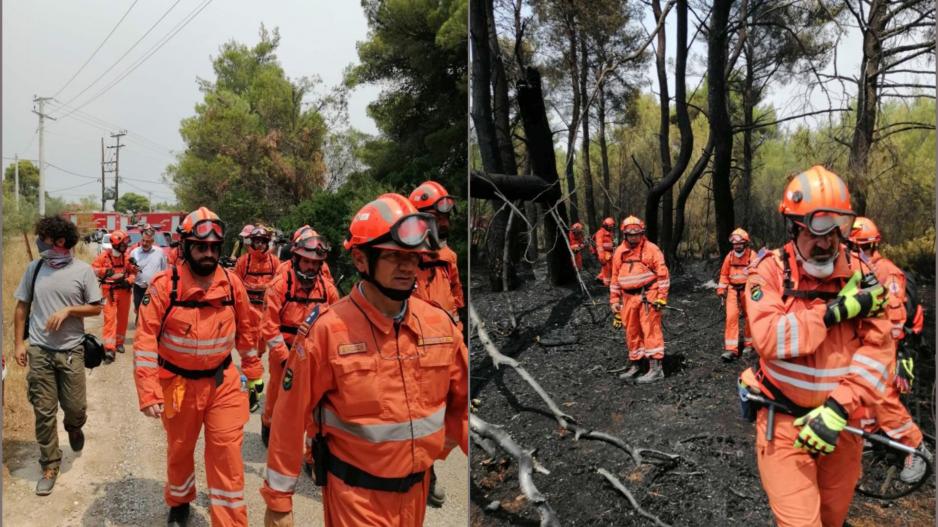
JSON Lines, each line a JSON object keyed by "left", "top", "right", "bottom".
{"left": 568, "top": 223, "right": 586, "bottom": 270}
{"left": 610, "top": 216, "right": 670, "bottom": 384}
{"left": 259, "top": 227, "right": 340, "bottom": 448}
{"left": 276, "top": 226, "right": 335, "bottom": 286}
{"left": 92, "top": 229, "right": 136, "bottom": 361}
{"left": 409, "top": 181, "right": 465, "bottom": 312}
{"left": 235, "top": 225, "right": 281, "bottom": 411}
{"left": 848, "top": 216, "right": 932, "bottom": 483}
{"left": 739, "top": 166, "right": 892, "bottom": 527}
{"left": 261, "top": 193, "right": 469, "bottom": 527}
{"left": 594, "top": 217, "right": 616, "bottom": 285}
{"left": 134, "top": 207, "right": 264, "bottom": 527}
{"left": 717, "top": 228, "right": 755, "bottom": 362}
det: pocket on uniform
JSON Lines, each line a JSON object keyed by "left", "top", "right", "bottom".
{"left": 334, "top": 356, "right": 381, "bottom": 417}
{"left": 418, "top": 345, "right": 452, "bottom": 405}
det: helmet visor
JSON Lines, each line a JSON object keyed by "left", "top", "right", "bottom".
{"left": 192, "top": 219, "right": 225, "bottom": 241}
{"left": 801, "top": 210, "right": 856, "bottom": 237}
{"left": 394, "top": 213, "right": 438, "bottom": 248}
{"left": 729, "top": 234, "right": 745, "bottom": 244}
{"left": 293, "top": 235, "right": 331, "bottom": 259}
{"left": 434, "top": 196, "right": 456, "bottom": 214}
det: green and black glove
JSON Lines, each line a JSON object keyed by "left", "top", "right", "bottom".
{"left": 248, "top": 379, "right": 264, "bottom": 413}
{"left": 823, "top": 271, "right": 887, "bottom": 326}
{"left": 895, "top": 346, "right": 914, "bottom": 394}
{"left": 793, "top": 398, "right": 848, "bottom": 455}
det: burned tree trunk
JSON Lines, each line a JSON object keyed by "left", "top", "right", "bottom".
{"left": 598, "top": 85, "right": 612, "bottom": 220}
{"left": 673, "top": 137, "right": 714, "bottom": 256}
{"left": 708, "top": 0, "right": 735, "bottom": 256}
{"left": 564, "top": 24, "right": 581, "bottom": 223}
{"left": 580, "top": 37, "right": 598, "bottom": 231}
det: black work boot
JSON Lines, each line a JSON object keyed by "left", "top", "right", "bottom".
{"left": 636, "top": 359, "right": 664, "bottom": 384}
{"left": 261, "top": 424, "right": 270, "bottom": 448}
{"left": 35, "top": 466, "right": 59, "bottom": 496}
{"left": 167, "top": 503, "right": 190, "bottom": 526}
{"left": 720, "top": 350, "right": 738, "bottom": 362}
{"left": 618, "top": 360, "right": 643, "bottom": 379}
{"left": 67, "top": 428, "right": 85, "bottom": 452}
{"left": 427, "top": 466, "right": 445, "bottom": 507}
{"left": 104, "top": 351, "right": 116, "bottom": 364}
{"left": 116, "top": 344, "right": 126, "bottom": 354}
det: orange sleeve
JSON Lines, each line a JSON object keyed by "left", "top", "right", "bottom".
{"left": 261, "top": 274, "right": 288, "bottom": 353}
{"left": 229, "top": 272, "right": 263, "bottom": 380}
{"left": 718, "top": 255, "right": 731, "bottom": 290}
{"left": 609, "top": 246, "right": 623, "bottom": 306}
{"left": 132, "top": 271, "right": 168, "bottom": 410}
{"left": 92, "top": 252, "right": 110, "bottom": 278}
{"left": 744, "top": 259, "right": 830, "bottom": 361}
{"left": 653, "top": 245, "right": 670, "bottom": 299}
{"left": 234, "top": 254, "right": 248, "bottom": 280}
{"left": 444, "top": 336, "right": 469, "bottom": 457}
{"left": 261, "top": 311, "right": 334, "bottom": 512}
{"left": 881, "top": 270, "right": 907, "bottom": 338}
{"left": 325, "top": 279, "right": 341, "bottom": 305}
{"left": 448, "top": 258, "right": 464, "bottom": 309}
{"left": 829, "top": 316, "right": 895, "bottom": 414}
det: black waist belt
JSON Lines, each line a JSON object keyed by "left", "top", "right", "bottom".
{"left": 280, "top": 325, "right": 298, "bottom": 335}
{"left": 158, "top": 354, "right": 232, "bottom": 387}
{"left": 249, "top": 299, "right": 264, "bottom": 306}
{"left": 732, "top": 283, "right": 745, "bottom": 291}
{"left": 327, "top": 455, "right": 426, "bottom": 493}
{"left": 622, "top": 286, "right": 648, "bottom": 295}
{"left": 753, "top": 364, "right": 814, "bottom": 418}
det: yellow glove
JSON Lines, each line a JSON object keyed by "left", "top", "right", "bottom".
{"left": 612, "top": 313, "right": 622, "bottom": 329}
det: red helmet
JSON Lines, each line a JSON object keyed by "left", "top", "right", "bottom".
{"left": 344, "top": 193, "right": 440, "bottom": 253}
{"left": 571, "top": 222, "right": 584, "bottom": 233}
{"left": 110, "top": 229, "right": 129, "bottom": 246}
{"left": 292, "top": 226, "right": 330, "bottom": 260}
{"left": 779, "top": 166, "right": 854, "bottom": 237}
{"left": 621, "top": 216, "right": 645, "bottom": 234}
{"left": 249, "top": 225, "right": 272, "bottom": 241}
{"left": 849, "top": 216, "right": 881, "bottom": 246}
{"left": 729, "top": 228, "right": 750, "bottom": 244}
{"left": 239, "top": 224, "right": 255, "bottom": 238}
{"left": 602, "top": 217, "right": 615, "bottom": 229}
{"left": 409, "top": 181, "right": 455, "bottom": 214}
{"left": 179, "top": 207, "right": 224, "bottom": 242}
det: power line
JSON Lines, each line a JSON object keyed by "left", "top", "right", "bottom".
{"left": 48, "top": 180, "right": 100, "bottom": 193}
{"left": 52, "top": 0, "right": 141, "bottom": 99}
{"left": 49, "top": 99, "right": 175, "bottom": 154}
{"left": 57, "top": 0, "right": 184, "bottom": 109}
{"left": 45, "top": 162, "right": 99, "bottom": 180}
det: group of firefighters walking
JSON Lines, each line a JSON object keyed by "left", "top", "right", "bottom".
{"left": 16, "top": 180, "right": 467, "bottom": 527}
{"left": 569, "top": 165, "right": 932, "bottom": 526}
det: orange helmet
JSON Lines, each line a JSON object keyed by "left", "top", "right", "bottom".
{"left": 292, "top": 226, "right": 330, "bottom": 260}
{"left": 344, "top": 193, "right": 440, "bottom": 253}
{"left": 778, "top": 166, "right": 854, "bottom": 237}
{"left": 179, "top": 207, "right": 224, "bottom": 242}
{"left": 849, "top": 216, "right": 881, "bottom": 246}
{"left": 621, "top": 216, "right": 645, "bottom": 234}
{"left": 571, "top": 222, "right": 584, "bottom": 233}
{"left": 409, "top": 181, "right": 455, "bottom": 214}
{"left": 602, "top": 217, "right": 615, "bottom": 229}
{"left": 729, "top": 228, "right": 750, "bottom": 244}
{"left": 110, "top": 229, "right": 129, "bottom": 246}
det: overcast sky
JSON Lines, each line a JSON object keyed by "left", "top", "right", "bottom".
{"left": 3, "top": 0, "right": 380, "bottom": 206}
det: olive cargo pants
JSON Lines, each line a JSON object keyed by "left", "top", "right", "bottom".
{"left": 27, "top": 345, "right": 87, "bottom": 470}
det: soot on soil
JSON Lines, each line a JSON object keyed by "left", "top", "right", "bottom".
{"left": 469, "top": 259, "right": 935, "bottom": 526}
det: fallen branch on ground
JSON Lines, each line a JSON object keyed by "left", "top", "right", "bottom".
{"left": 597, "top": 468, "right": 672, "bottom": 527}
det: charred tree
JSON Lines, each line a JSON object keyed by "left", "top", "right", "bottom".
{"left": 708, "top": 0, "right": 735, "bottom": 256}
{"left": 564, "top": 19, "right": 582, "bottom": 224}
{"left": 580, "top": 36, "right": 598, "bottom": 230}
{"left": 673, "top": 137, "right": 714, "bottom": 256}
{"left": 598, "top": 84, "right": 612, "bottom": 220}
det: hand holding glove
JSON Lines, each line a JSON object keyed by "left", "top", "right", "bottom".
{"left": 793, "top": 399, "right": 848, "bottom": 455}
{"left": 823, "top": 271, "right": 887, "bottom": 326}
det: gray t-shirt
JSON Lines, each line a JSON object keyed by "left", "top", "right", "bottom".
{"left": 14, "top": 258, "right": 103, "bottom": 351}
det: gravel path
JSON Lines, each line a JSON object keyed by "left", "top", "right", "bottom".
{"left": 3, "top": 316, "right": 467, "bottom": 526}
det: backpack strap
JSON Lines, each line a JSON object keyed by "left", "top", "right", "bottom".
{"left": 22, "top": 259, "right": 44, "bottom": 340}
{"left": 157, "top": 265, "right": 236, "bottom": 340}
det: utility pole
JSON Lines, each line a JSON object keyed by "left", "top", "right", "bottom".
{"left": 32, "top": 96, "right": 55, "bottom": 215}
{"left": 14, "top": 153, "right": 19, "bottom": 209}
{"left": 100, "top": 138, "right": 106, "bottom": 210}
{"left": 107, "top": 130, "right": 127, "bottom": 208}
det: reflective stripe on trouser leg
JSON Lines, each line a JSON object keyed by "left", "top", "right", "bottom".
{"left": 724, "top": 287, "right": 740, "bottom": 352}
{"left": 755, "top": 409, "right": 862, "bottom": 527}
{"left": 323, "top": 469, "right": 431, "bottom": 527}
{"left": 203, "top": 365, "right": 249, "bottom": 527}
{"left": 262, "top": 346, "right": 288, "bottom": 427}
{"left": 114, "top": 289, "right": 131, "bottom": 346}
{"left": 875, "top": 383, "right": 924, "bottom": 448}
{"left": 641, "top": 305, "right": 664, "bottom": 360}
{"left": 622, "top": 295, "right": 644, "bottom": 362}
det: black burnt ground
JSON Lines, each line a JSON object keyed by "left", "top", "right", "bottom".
{"left": 469, "top": 261, "right": 936, "bottom": 526}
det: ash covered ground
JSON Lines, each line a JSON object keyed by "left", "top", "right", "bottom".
{"left": 469, "top": 259, "right": 935, "bottom": 526}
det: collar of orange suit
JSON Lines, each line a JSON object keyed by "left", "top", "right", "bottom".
{"left": 784, "top": 240, "right": 854, "bottom": 285}
{"left": 176, "top": 263, "right": 235, "bottom": 302}
{"left": 349, "top": 282, "right": 415, "bottom": 336}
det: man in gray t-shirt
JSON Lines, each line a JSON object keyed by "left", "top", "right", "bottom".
{"left": 13, "top": 216, "right": 103, "bottom": 496}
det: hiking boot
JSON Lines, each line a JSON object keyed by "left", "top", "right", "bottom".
{"left": 618, "top": 361, "right": 643, "bottom": 380}
{"left": 36, "top": 467, "right": 59, "bottom": 496}
{"left": 104, "top": 351, "right": 116, "bottom": 364}
{"left": 427, "top": 471, "right": 445, "bottom": 508}
{"left": 116, "top": 344, "right": 125, "bottom": 354}
{"left": 68, "top": 428, "right": 85, "bottom": 452}
{"left": 261, "top": 424, "right": 270, "bottom": 448}
{"left": 720, "top": 351, "right": 738, "bottom": 362}
{"left": 742, "top": 346, "right": 754, "bottom": 357}
{"left": 635, "top": 359, "right": 664, "bottom": 384}
{"left": 900, "top": 442, "right": 933, "bottom": 484}
{"left": 167, "top": 503, "right": 190, "bottom": 526}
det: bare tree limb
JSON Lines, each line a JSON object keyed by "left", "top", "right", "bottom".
{"left": 597, "top": 468, "right": 672, "bottom": 527}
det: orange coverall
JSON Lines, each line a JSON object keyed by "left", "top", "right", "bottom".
{"left": 438, "top": 245, "right": 465, "bottom": 310}
{"left": 260, "top": 285, "right": 469, "bottom": 526}
{"left": 260, "top": 268, "right": 340, "bottom": 431}
{"left": 855, "top": 251, "right": 922, "bottom": 448}
{"left": 717, "top": 248, "right": 754, "bottom": 354}
{"left": 134, "top": 263, "right": 262, "bottom": 527}
{"left": 235, "top": 251, "right": 281, "bottom": 356}
{"left": 92, "top": 250, "right": 137, "bottom": 352}
{"left": 568, "top": 230, "right": 585, "bottom": 270}
{"left": 609, "top": 239, "right": 670, "bottom": 361}
{"left": 745, "top": 244, "right": 894, "bottom": 527}
{"left": 594, "top": 228, "right": 615, "bottom": 285}
{"left": 414, "top": 252, "right": 463, "bottom": 331}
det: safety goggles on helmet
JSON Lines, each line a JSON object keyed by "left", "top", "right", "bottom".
{"left": 294, "top": 235, "right": 331, "bottom": 256}
{"left": 190, "top": 219, "right": 226, "bottom": 240}
{"left": 367, "top": 213, "right": 440, "bottom": 251}
{"left": 729, "top": 234, "right": 746, "bottom": 244}
{"left": 433, "top": 196, "right": 456, "bottom": 214}
{"left": 790, "top": 209, "right": 856, "bottom": 237}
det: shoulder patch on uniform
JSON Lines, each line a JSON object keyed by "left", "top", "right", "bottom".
{"left": 418, "top": 336, "right": 454, "bottom": 346}
{"left": 750, "top": 284, "right": 763, "bottom": 301}
{"left": 142, "top": 293, "right": 151, "bottom": 306}
{"left": 338, "top": 343, "right": 367, "bottom": 356}
{"left": 282, "top": 367, "right": 293, "bottom": 391}
{"left": 297, "top": 304, "right": 322, "bottom": 337}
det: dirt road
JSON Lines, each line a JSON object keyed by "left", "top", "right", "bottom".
{"left": 2, "top": 316, "right": 467, "bottom": 526}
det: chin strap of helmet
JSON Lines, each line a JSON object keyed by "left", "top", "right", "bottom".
{"left": 358, "top": 246, "right": 415, "bottom": 301}
{"left": 292, "top": 254, "right": 321, "bottom": 284}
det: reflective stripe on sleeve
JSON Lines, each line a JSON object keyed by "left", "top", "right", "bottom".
{"left": 320, "top": 405, "right": 446, "bottom": 443}
{"left": 268, "top": 335, "right": 286, "bottom": 348}
{"left": 265, "top": 467, "right": 298, "bottom": 493}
